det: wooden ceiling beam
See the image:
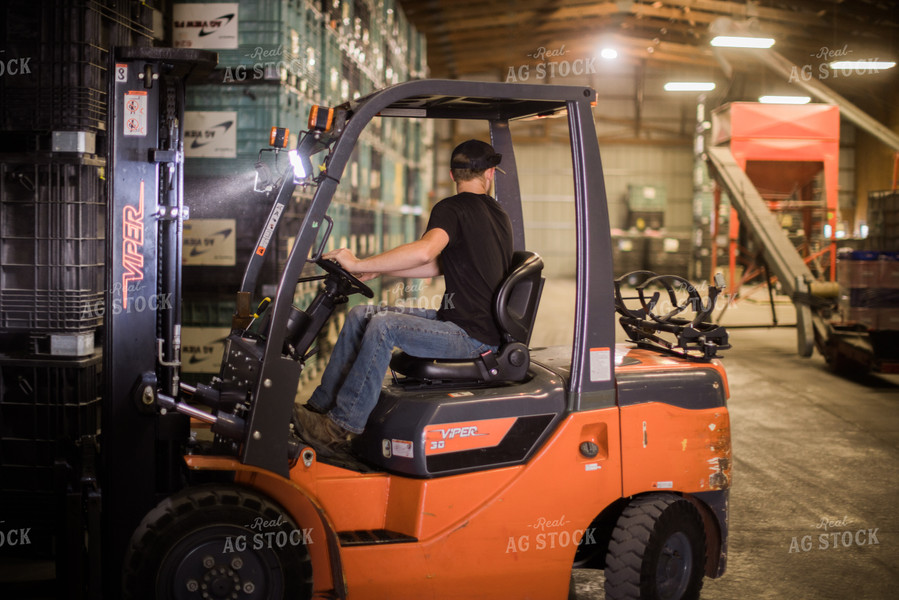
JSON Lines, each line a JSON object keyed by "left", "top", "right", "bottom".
{"left": 398, "top": 0, "right": 899, "bottom": 77}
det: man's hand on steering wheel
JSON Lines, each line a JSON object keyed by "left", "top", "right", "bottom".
{"left": 322, "top": 248, "right": 378, "bottom": 282}
{"left": 318, "top": 249, "right": 375, "bottom": 298}
{"left": 323, "top": 248, "right": 359, "bottom": 271}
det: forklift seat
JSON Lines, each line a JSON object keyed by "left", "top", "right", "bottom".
{"left": 390, "top": 251, "right": 544, "bottom": 383}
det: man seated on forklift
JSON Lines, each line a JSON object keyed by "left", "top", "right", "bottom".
{"left": 293, "top": 140, "right": 514, "bottom": 456}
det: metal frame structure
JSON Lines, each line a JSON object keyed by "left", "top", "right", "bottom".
{"left": 240, "top": 80, "right": 616, "bottom": 477}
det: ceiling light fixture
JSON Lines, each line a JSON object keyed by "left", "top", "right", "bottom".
{"left": 601, "top": 48, "right": 618, "bottom": 60}
{"left": 710, "top": 35, "right": 775, "bottom": 48}
{"left": 830, "top": 60, "right": 896, "bottom": 70}
{"left": 759, "top": 95, "right": 811, "bottom": 104}
{"left": 664, "top": 82, "right": 716, "bottom": 91}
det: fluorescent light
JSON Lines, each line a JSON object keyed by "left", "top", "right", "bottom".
{"left": 601, "top": 48, "right": 618, "bottom": 60}
{"left": 830, "top": 60, "right": 895, "bottom": 70}
{"left": 711, "top": 35, "right": 775, "bottom": 49}
{"left": 759, "top": 95, "right": 811, "bottom": 104}
{"left": 664, "top": 82, "right": 716, "bottom": 92}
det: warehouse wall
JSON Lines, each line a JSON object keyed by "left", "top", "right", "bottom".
{"left": 511, "top": 142, "right": 693, "bottom": 278}
{"left": 436, "top": 96, "right": 694, "bottom": 278}
{"left": 852, "top": 75, "right": 899, "bottom": 227}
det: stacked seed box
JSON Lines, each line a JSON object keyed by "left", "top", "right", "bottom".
{"left": 174, "top": 0, "right": 431, "bottom": 377}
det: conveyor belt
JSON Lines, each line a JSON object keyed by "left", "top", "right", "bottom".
{"left": 706, "top": 146, "right": 817, "bottom": 357}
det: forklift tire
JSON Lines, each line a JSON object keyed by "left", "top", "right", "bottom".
{"left": 604, "top": 495, "right": 706, "bottom": 600}
{"left": 122, "top": 484, "right": 313, "bottom": 600}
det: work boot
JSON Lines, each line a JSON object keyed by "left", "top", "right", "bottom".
{"left": 293, "top": 403, "right": 355, "bottom": 457}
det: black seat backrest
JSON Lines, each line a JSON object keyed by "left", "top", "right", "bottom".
{"left": 495, "top": 250, "right": 544, "bottom": 345}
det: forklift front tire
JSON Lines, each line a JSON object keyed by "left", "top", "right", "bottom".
{"left": 604, "top": 494, "right": 706, "bottom": 600}
{"left": 122, "top": 484, "right": 313, "bottom": 600}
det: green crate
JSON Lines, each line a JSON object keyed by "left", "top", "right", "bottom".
{"left": 184, "top": 83, "right": 311, "bottom": 177}
{"left": 322, "top": 0, "right": 354, "bottom": 39}
{"left": 409, "top": 28, "right": 427, "bottom": 78}
{"left": 174, "top": 0, "right": 321, "bottom": 92}
{"left": 320, "top": 28, "right": 344, "bottom": 105}
{"left": 367, "top": 14, "right": 386, "bottom": 87}
{"left": 627, "top": 184, "right": 667, "bottom": 211}
{"left": 380, "top": 154, "right": 397, "bottom": 207}
{"left": 182, "top": 295, "right": 236, "bottom": 327}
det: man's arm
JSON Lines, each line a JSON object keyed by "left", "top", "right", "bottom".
{"left": 324, "top": 228, "right": 449, "bottom": 277}
{"left": 381, "top": 258, "right": 441, "bottom": 278}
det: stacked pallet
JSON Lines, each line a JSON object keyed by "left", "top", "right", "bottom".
{"left": 0, "top": 0, "right": 159, "bottom": 561}
{"left": 837, "top": 250, "right": 899, "bottom": 331}
{"left": 173, "top": 0, "right": 432, "bottom": 378}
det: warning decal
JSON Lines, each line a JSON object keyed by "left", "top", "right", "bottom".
{"left": 124, "top": 91, "right": 147, "bottom": 137}
{"left": 391, "top": 440, "right": 414, "bottom": 459}
{"left": 589, "top": 347, "right": 611, "bottom": 382}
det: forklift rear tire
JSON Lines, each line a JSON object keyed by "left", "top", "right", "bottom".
{"left": 604, "top": 495, "right": 706, "bottom": 600}
{"left": 122, "top": 484, "right": 313, "bottom": 600}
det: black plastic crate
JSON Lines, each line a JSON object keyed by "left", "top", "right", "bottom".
{"left": 0, "top": 0, "right": 156, "bottom": 132}
{"left": 182, "top": 173, "right": 285, "bottom": 295}
{"left": 867, "top": 190, "right": 899, "bottom": 252}
{"left": 0, "top": 356, "right": 101, "bottom": 494}
{"left": 0, "top": 162, "right": 105, "bottom": 338}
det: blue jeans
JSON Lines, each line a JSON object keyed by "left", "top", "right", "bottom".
{"left": 307, "top": 304, "right": 496, "bottom": 433}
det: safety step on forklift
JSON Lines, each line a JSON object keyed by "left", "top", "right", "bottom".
{"left": 105, "top": 48, "right": 732, "bottom": 600}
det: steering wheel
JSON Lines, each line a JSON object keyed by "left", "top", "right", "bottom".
{"left": 315, "top": 258, "right": 374, "bottom": 298}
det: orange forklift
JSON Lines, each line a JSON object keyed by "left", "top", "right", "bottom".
{"left": 104, "top": 49, "right": 731, "bottom": 600}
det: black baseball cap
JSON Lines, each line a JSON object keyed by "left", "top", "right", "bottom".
{"left": 450, "top": 139, "right": 502, "bottom": 170}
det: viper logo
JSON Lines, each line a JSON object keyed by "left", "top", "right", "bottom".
{"left": 436, "top": 426, "right": 486, "bottom": 440}
{"left": 189, "top": 120, "right": 234, "bottom": 149}
{"left": 122, "top": 181, "right": 145, "bottom": 309}
{"left": 424, "top": 417, "right": 518, "bottom": 456}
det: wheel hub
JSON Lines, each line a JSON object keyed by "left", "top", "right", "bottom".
{"left": 656, "top": 531, "right": 692, "bottom": 600}
{"left": 165, "top": 530, "right": 271, "bottom": 600}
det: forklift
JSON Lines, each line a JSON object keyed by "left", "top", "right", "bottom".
{"left": 104, "top": 48, "right": 731, "bottom": 600}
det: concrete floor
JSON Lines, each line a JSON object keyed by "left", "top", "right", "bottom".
{"left": 4, "top": 279, "right": 898, "bottom": 598}
{"left": 532, "top": 279, "right": 899, "bottom": 600}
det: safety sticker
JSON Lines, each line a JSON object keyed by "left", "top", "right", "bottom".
{"left": 589, "top": 347, "right": 611, "bottom": 382}
{"left": 115, "top": 64, "right": 128, "bottom": 83}
{"left": 391, "top": 440, "right": 414, "bottom": 459}
{"left": 255, "top": 203, "right": 284, "bottom": 258}
{"left": 124, "top": 91, "right": 147, "bottom": 136}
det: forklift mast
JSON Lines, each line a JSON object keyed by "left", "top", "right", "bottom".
{"left": 103, "top": 47, "right": 216, "bottom": 593}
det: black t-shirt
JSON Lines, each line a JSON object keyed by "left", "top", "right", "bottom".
{"left": 425, "top": 192, "right": 513, "bottom": 346}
